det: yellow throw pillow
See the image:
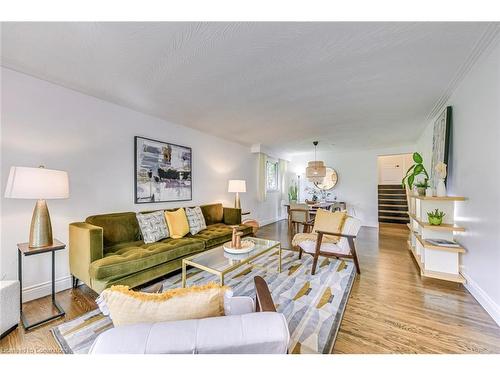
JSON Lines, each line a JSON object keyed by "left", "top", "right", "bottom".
{"left": 312, "top": 209, "right": 348, "bottom": 243}
{"left": 97, "top": 283, "right": 227, "bottom": 327}
{"left": 164, "top": 208, "right": 190, "bottom": 239}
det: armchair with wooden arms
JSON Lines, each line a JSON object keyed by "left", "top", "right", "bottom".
{"left": 292, "top": 209, "right": 362, "bottom": 275}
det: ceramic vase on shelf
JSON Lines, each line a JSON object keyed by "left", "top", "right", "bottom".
{"left": 436, "top": 178, "right": 447, "bottom": 197}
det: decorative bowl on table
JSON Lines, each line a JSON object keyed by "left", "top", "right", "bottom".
{"left": 223, "top": 240, "right": 255, "bottom": 254}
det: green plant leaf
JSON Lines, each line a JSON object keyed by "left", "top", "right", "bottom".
{"left": 414, "top": 164, "right": 424, "bottom": 174}
{"left": 413, "top": 152, "right": 423, "bottom": 164}
{"left": 408, "top": 174, "right": 415, "bottom": 188}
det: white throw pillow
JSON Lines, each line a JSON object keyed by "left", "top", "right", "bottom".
{"left": 185, "top": 207, "right": 207, "bottom": 235}
{"left": 136, "top": 211, "right": 169, "bottom": 244}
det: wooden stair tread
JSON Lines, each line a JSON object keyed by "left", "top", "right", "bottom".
{"left": 379, "top": 216, "right": 410, "bottom": 220}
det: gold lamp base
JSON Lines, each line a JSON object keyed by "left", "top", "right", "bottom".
{"left": 29, "top": 199, "right": 53, "bottom": 248}
{"left": 234, "top": 192, "right": 241, "bottom": 209}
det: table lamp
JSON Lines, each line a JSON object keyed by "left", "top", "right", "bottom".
{"left": 4, "top": 166, "right": 69, "bottom": 248}
{"left": 228, "top": 180, "right": 246, "bottom": 209}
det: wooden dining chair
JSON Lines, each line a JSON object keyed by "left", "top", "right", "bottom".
{"left": 292, "top": 209, "right": 361, "bottom": 275}
{"left": 288, "top": 204, "right": 313, "bottom": 248}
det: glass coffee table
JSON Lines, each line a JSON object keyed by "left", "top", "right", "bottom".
{"left": 181, "top": 237, "right": 281, "bottom": 287}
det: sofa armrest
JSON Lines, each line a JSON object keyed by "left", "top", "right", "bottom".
{"left": 69, "top": 222, "right": 103, "bottom": 287}
{"left": 89, "top": 312, "right": 289, "bottom": 354}
{"left": 223, "top": 207, "right": 242, "bottom": 225}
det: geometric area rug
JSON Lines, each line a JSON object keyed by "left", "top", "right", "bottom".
{"left": 51, "top": 249, "right": 356, "bottom": 354}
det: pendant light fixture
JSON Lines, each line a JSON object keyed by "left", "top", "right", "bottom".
{"left": 306, "top": 141, "right": 326, "bottom": 183}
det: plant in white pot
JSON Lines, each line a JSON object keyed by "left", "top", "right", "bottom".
{"left": 402, "top": 152, "right": 430, "bottom": 194}
{"left": 288, "top": 182, "right": 298, "bottom": 203}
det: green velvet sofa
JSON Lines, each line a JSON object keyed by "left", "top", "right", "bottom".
{"left": 69, "top": 203, "right": 252, "bottom": 293}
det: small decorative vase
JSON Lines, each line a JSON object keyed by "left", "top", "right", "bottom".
{"left": 425, "top": 187, "right": 433, "bottom": 197}
{"left": 417, "top": 187, "right": 426, "bottom": 196}
{"left": 436, "top": 178, "right": 447, "bottom": 197}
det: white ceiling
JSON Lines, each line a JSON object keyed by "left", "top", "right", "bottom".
{"left": 1, "top": 22, "right": 498, "bottom": 153}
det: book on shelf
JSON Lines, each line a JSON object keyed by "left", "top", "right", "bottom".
{"left": 426, "top": 238, "right": 461, "bottom": 248}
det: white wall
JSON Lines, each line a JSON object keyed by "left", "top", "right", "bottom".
{"left": 415, "top": 39, "right": 500, "bottom": 325}
{"left": 0, "top": 68, "right": 281, "bottom": 300}
{"left": 289, "top": 145, "right": 415, "bottom": 227}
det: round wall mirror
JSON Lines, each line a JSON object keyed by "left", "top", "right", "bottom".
{"left": 314, "top": 167, "right": 338, "bottom": 190}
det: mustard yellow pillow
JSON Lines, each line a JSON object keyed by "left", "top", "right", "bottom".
{"left": 312, "top": 209, "right": 348, "bottom": 243}
{"left": 96, "top": 283, "right": 227, "bottom": 327}
{"left": 164, "top": 208, "right": 190, "bottom": 239}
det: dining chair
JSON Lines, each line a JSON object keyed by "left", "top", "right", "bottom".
{"left": 288, "top": 203, "right": 312, "bottom": 247}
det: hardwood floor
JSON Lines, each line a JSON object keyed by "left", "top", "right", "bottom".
{"left": 1, "top": 221, "right": 499, "bottom": 354}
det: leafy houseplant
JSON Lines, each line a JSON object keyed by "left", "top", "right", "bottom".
{"left": 402, "top": 152, "right": 430, "bottom": 192}
{"left": 288, "top": 182, "right": 298, "bottom": 203}
{"left": 427, "top": 209, "right": 445, "bottom": 225}
{"left": 414, "top": 179, "right": 429, "bottom": 196}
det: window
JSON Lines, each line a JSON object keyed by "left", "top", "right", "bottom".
{"left": 266, "top": 160, "right": 279, "bottom": 191}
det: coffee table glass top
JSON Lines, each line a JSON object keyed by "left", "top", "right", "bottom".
{"left": 184, "top": 237, "right": 280, "bottom": 273}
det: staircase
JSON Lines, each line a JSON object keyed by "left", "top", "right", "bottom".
{"left": 378, "top": 184, "right": 409, "bottom": 224}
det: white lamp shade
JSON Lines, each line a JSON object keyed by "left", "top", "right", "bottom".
{"left": 4, "top": 166, "right": 69, "bottom": 199}
{"left": 228, "top": 179, "right": 246, "bottom": 193}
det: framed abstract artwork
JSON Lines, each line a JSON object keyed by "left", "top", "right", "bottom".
{"left": 134, "top": 136, "right": 192, "bottom": 203}
{"left": 430, "top": 106, "right": 452, "bottom": 188}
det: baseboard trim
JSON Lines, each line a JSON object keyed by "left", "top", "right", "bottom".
{"left": 461, "top": 268, "right": 500, "bottom": 327}
{"left": 22, "top": 275, "right": 73, "bottom": 302}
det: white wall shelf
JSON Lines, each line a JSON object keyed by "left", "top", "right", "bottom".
{"left": 407, "top": 193, "right": 467, "bottom": 283}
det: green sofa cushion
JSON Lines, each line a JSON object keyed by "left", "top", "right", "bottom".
{"left": 192, "top": 223, "right": 253, "bottom": 248}
{"left": 200, "top": 203, "right": 223, "bottom": 225}
{"left": 86, "top": 212, "right": 141, "bottom": 247}
{"left": 90, "top": 237, "right": 205, "bottom": 280}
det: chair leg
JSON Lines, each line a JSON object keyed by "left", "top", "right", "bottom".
{"left": 72, "top": 275, "right": 79, "bottom": 289}
{"left": 348, "top": 237, "right": 361, "bottom": 274}
{"left": 298, "top": 246, "right": 303, "bottom": 259}
{"left": 311, "top": 233, "right": 323, "bottom": 275}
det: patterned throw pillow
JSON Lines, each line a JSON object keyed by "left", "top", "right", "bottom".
{"left": 185, "top": 206, "right": 207, "bottom": 235}
{"left": 136, "top": 211, "right": 169, "bottom": 244}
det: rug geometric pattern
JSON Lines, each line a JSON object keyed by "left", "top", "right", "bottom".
{"left": 51, "top": 250, "right": 355, "bottom": 354}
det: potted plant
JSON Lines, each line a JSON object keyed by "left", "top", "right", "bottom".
{"left": 427, "top": 209, "right": 445, "bottom": 225}
{"left": 414, "top": 179, "right": 429, "bottom": 196}
{"left": 402, "top": 152, "right": 430, "bottom": 192}
{"left": 288, "top": 182, "right": 298, "bottom": 203}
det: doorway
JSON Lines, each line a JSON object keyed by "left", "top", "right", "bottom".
{"left": 377, "top": 154, "right": 412, "bottom": 224}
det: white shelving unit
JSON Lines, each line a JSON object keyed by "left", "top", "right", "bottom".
{"left": 407, "top": 194, "right": 466, "bottom": 283}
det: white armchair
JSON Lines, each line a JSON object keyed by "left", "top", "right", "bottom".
{"left": 89, "top": 277, "right": 289, "bottom": 354}
{"left": 0, "top": 280, "right": 20, "bottom": 339}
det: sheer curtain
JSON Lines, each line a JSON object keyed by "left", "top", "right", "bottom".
{"left": 278, "top": 158, "right": 288, "bottom": 201}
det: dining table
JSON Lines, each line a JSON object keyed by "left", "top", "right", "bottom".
{"left": 284, "top": 201, "right": 346, "bottom": 215}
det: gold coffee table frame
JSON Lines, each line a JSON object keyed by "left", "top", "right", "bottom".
{"left": 182, "top": 237, "right": 281, "bottom": 287}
